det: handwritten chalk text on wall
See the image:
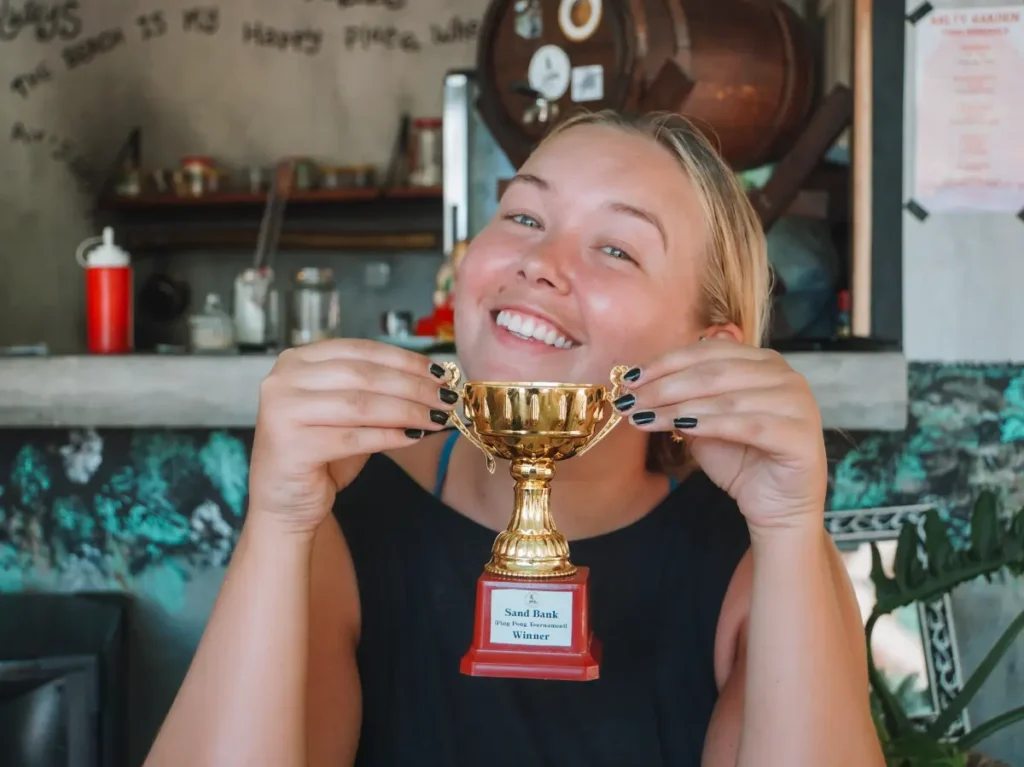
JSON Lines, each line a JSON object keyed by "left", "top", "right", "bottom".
{"left": 243, "top": 21, "right": 323, "bottom": 56}
{"left": 9, "top": 121, "right": 92, "bottom": 188}
{"left": 6, "top": 7, "right": 480, "bottom": 96}
{"left": 10, "top": 61, "right": 53, "bottom": 98}
{"left": 430, "top": 15, "right": 478, "bottom": 45}
{"left": 61, "top": 27, "right": 125, "bottom": 70}
{"left": 0, "top": 0, "right": 82, "bottom": 42}
{"left": 183, "top": 7, "right": 219, "bottom": 35}
{"left": 137, "top": 11, "right": 168, "bottom": 42}
{"left": 344, "top": 24, "right": 421, "bottom": 52}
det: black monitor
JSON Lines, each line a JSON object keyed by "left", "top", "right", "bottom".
{"left": 0, "top": 656, "right": 100, "bottom": 766}
{"left": 0, "top": 594, "right": 127, "bottom": 767}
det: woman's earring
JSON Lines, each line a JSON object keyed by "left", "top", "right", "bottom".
{"left": 698, "top": 335, "right": 707, "bottom": 342}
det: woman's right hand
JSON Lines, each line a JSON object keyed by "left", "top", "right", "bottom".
{"left": 247, "top": 339, "right": 457, "bottom": 535}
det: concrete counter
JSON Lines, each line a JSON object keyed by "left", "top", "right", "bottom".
{"left": 0, "top": 351, "right": 907, "bottom": 430}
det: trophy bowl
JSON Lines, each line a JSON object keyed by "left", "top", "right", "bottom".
{"left": 461, "top": 382, "right": 610, "bottom": 462}
{"left": 442, "top": 364, "right": 627, "bottom": 579}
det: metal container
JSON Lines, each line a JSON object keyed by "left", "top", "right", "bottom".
{"left": 410, "top": 118, "right": 442, "bottom": 186}
{"left": 291, "top": 267, "right": 340, "bottom": 346}
{"left": 233, "top": 267, "right": 279, "bottom": 350}
{"left": 381, "top": 310, "right": 413, "bottom": 338}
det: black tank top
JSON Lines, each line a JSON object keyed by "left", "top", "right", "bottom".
{"left": 334, "top": 430, "right": 750, "bottom": 767}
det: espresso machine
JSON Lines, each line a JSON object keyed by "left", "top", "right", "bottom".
{"left": 441, "top": 70, "right": 517, "bottom": 257}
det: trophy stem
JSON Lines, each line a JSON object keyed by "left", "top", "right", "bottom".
{"left": 484, "top": 458, "right": 577, "bottom": 579}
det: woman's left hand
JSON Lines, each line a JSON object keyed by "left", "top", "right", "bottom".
{"left": 617, "top": 338, "right": 827, "bottom": 534}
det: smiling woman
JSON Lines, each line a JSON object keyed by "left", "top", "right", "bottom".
{"left": 143, "top": 110, "right": 883, "bottom": 767}
{"left": 456, "top": 111, "right": 770, "bottom": 478}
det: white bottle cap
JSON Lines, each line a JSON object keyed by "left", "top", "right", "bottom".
{"left": 76, "top": 227, "right": 131, "bottom": 268}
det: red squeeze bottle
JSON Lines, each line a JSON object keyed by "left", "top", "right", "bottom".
{"left": 75, "top": 227, "right": 134, "bottom": 354}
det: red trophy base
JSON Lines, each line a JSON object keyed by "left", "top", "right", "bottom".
{"left": 460, "top": 566, "right": 600, "bottom": 681}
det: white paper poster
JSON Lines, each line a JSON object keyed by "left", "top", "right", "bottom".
{"left": 913, "top": 6, "right": 1024, "bottom": 213}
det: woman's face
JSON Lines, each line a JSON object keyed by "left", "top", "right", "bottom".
{"left": 453, "top": 124, "right": 708, "bottom": 384}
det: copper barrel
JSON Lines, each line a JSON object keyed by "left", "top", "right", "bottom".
{"left": 475, "top": 0, "right": 818, "bottom": 171}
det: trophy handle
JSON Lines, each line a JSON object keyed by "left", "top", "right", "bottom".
{"left": 440, "top": 361, "right": 497, "bottom": 474}
{"left": 574, "top": 365, "right": 629, "bottom": 459}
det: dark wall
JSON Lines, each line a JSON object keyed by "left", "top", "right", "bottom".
{"left": 871, "top": 0, "right": 905, "bottom": 343}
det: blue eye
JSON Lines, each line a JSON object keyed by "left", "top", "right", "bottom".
{"left": 602, "top": 245, "right": 635, "bottom": 263}
{"left": 507, "top": 213, "right": 541, "bottom": 229}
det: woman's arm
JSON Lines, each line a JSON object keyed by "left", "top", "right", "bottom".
{"left": 622, "top": 337, "right": 885, "bottom": 764}
{"left": 307, "top": 515, "right": 362, "bottom": 766}
{"left": 143, "top": 513, "right": 361, "bottom": 767}
{"left": 143, "top": 339, "right": 456, "bottom": 766}
{"left": 703, "top": 529, "right": 883, "bottom": 767}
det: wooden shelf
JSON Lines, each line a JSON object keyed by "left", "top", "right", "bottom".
{"left": 116, "top": 229, "right": 439, "bottom": 253}
{"left": 92, "top": 129, "right": 444, "bottom": 254}
{"left": 96, "top": 185, "right": 444, "bottom": 252}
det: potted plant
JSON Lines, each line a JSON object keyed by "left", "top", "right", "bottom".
{"left": 866, "top": 491, "right": 1024, "bottom": 767}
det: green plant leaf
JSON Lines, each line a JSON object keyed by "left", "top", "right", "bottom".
{"left": 867, "top": 613, "right": 913, "bottom": 738}
{"left": 1012, "top": 506, "right": 1024, "bottom": 541}
{"left": 893, "top": 523, "right": 923, "bottom": 590}
{"left": 870, "top": 496, "right": 1024, "bottom": 616}
{"left": 865, "top": 492, "right": 1024, "bottom": 763}
{"left": 928, "top": 610, "right": 1024, "bottom": 739}
{"left": 957, "top": 703, "right": 1024, "bottom": 753}
{"left": 870, "top": 690, "right": 891, "bottom": 745}
{"left": 883, "top": 730, "right": 966, "bottom": 765}
{"left": 971, "top": 492, "right": 1000, "bottom": 561}
{"left": 925, "top": 511, "right": 957, "bottom": 575}
{"left": 871, "top": 541, "right": 900, "bottom": 603}
{"left": 1008, "top": 507, "right": 1024, "bottom": 576}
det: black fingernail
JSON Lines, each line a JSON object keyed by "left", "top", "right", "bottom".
{"left": 631, "top": 411, "right": 655, "bottom": 425}
{"left": 430, "top": 409, "right": 449, "bottom": 425}
{"left": 613, "top": 393, "right": 636, "bottom": 412}
{"left": 673, "top": 417, "right": 698, "bottom": 429}
{"left": 439, "top": 387, "right": 459, "bottom": 405}
{"left": 430, "top": 363, "right": 446, "bottom": 378}
{"left": 623, "top": 367, "right": 641, "bottom": 382}
{"left": 405, "top": 428, "right": 425, "bottom": 439}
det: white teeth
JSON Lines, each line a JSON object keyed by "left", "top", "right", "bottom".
{"left": 495, "top": 310, "right": 576, "bottom": 349}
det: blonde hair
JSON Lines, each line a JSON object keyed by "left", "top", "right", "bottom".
{"left": 540, "top": 110, "right": 772, "bottom": 478}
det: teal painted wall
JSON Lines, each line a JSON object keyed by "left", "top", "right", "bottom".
{"left": 1, "top": 362, "right": 1022, "bottom": 764}
{"left": 0, "top": 429, "right": 250, "bottom": 606}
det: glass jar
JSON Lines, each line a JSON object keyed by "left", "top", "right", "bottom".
{"left": 409, "top": 117, "right": 442, "bottom": 187}
{"left": 189, "top": 293, "right": 235, "bottom": 353}
{"left": 290, "top": 267, "right": 340, "bottom": 346}
{"left": 181, "top": 155, "right": 217, "bottom": 197}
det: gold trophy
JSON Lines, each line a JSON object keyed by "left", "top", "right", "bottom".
{"left": 441, "top": 362, "right": 628, "bottom": 681}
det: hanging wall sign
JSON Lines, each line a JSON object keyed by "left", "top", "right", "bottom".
{"left": 558, "top": 0, "right": 601, "bottom": 42}
{"left": 570, "top": 64, "right": 602, "bottom": 102}
{"left": 514, "top": 0, "right": 542, "bottom": 40}
{"left": 911, "top": 6, "right": 1024, "bottom": 214}
{"left": 527, "top": 44, "right": 571, "bottom": 100}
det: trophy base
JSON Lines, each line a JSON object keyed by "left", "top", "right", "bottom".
{"left": 460, "top": 567, "right": 601, "bottom": 682}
